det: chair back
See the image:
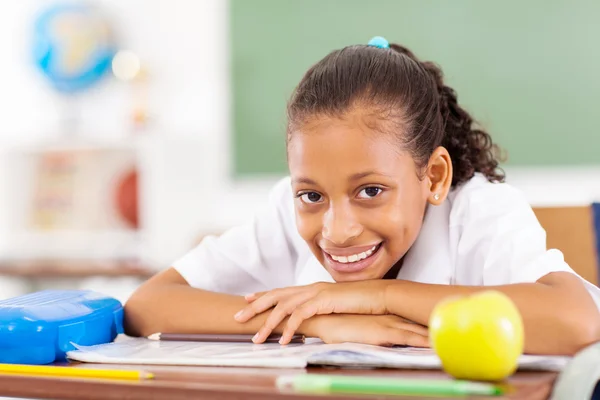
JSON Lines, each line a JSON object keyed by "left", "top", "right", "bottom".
{"left": 533, "top": 206, "right": 599, "bottom": 286}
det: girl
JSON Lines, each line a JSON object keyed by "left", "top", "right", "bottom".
{"left": 125, "top": 37, "right": 600, "bottom": 355}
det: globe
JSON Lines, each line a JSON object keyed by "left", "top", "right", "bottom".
{"left": 32, "top": 3, "right": 116, "bottom": 93}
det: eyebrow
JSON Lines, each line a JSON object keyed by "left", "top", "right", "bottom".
{"left": 348, "top": 171, "right": 391, "bottom": 181}
{"left": 292, "top": 177, "right": 318, "bottom": 185}
{"left": 292, "top": 171, "right": 391, "bottom": 186}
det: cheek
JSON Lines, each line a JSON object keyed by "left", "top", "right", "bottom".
{"left": 375, "top": 191, "right": 427, "bottom": 247}
{"left": 294, "top": 208, "right": 322, "bottom": 242}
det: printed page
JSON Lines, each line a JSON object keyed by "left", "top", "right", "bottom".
{"left": 307, "top": 343, "right": 570, "bottom": 371}
{"left": 67, "top": 337, "right": 570, "bottom": 371}
{"left": 68, "top": 337, "right": 324, "bottom": 368}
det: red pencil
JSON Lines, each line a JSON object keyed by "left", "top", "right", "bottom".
{"left": 147, "top": 332, "right": 305, "bottom": 344}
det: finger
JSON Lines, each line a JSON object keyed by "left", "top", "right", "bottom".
{"left": 394, "top": 321, "right": 429, "bottom": 337}
{"left": 234, "top": 297, "right": 276, "bottom": 323}
{"left": 280, "top": 301, "right": 321, "bottom": 344}
{"left": 396, "top": 317, "right": 419, "bottom": 324}
{"left": 253, "top": 292, "right": 314, "bottom": 343}
{"left": 404, "top": 332, "right": 430, "bottom": 348}
{"left": 244, "top": 291, "right": 267, "bottom": 302}
{"left": 387, "top": 328, "right": 430, "bottom": 348}
{"left": 235, "top": 289, "right": 289, "bottom": 322}
{"left": 252, "top": 303, "right": 294, "bottom": 343}
{"left": 246, "top": 283, "right": 315, "bottom": 304}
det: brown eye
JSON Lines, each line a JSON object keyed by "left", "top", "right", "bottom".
{"left": 358, "top": 187, "right": 383, "bottom": 199}
{"left": 300, "top": 192, "right": 323, "bottom": 204}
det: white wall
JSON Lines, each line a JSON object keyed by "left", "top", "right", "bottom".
{"left": 0, "top": 0, "right": 598, "bottom": 272}
{"left": 0, "top": 0, "right": 281, "bottom": 269}
{"left": 0, "top": 0, "right": 231, "bottom": 143}
{"left": 504, "top": 166, "right": 600, "bottom": 207}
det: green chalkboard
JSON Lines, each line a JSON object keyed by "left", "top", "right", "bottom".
{"left": 231, "top": 0, "right": 600, "bottom": 176}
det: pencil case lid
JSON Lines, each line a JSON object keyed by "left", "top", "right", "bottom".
{"left": 0, "top": 289, "right": 123, "bottom": 364}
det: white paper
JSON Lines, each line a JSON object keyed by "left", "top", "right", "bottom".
{"left": 68, "top": 337, "right": 323, "bottom": 368}
{"left": 67, "top": 337, "right": 570, "bottom": 371}
{"left": 308, "top": 343, "right": 570, "bottom": 371}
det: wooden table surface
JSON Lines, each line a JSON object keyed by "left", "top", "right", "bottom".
{"left": 0, "top": 260, "right": 154, "bottom": 278}
{"left": 0, "top": 363, "right": 558, "bottom": 400}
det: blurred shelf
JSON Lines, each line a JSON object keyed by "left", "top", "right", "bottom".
{"left": 0, "top": 260, "right": 154, "bottom": 279}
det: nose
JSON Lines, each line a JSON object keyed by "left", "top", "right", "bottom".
{"left": 322, "top": 202, "right": 363, "bottom": 246}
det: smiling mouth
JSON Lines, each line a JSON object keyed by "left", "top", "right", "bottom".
{"left": 327, "top": 243, "right": 381, "bottom": 263}
{"left": 322, "top": 243, "right": 383, "bottom": 273}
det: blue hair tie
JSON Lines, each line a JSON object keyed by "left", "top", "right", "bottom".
{"left": 367, "top": 36, "right": 389, "bottom": 49}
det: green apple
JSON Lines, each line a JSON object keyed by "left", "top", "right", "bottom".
{"left": 429, "top": 290, "right": 524, "bottom": 381}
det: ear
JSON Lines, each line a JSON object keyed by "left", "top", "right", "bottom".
{"left": 425, "top": 146, "right": 452, "bottom": 205}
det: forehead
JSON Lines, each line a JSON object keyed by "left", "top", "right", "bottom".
{"left": 287, "top": 115, "right": 415, "bottom": 183}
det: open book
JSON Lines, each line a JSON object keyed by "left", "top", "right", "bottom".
{"left": 67, "top": 337, "right": 570, "bottom": 371}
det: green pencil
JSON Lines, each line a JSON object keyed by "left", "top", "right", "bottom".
{"left": 276, "top": 374, "right": 504, "bottom": 397}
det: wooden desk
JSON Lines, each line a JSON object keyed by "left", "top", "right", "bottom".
{"left": 0, "top": 363, "right": 557, "bottom": 400}
{"left": 0, "top": 260, "right": 154, "bottom": 279}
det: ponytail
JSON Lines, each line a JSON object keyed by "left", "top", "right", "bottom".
{"left": 288, "top": 42, "right": 505, "bottom": 187}
{"left": 390, "top": 44, "right": 505, "bottom": 186}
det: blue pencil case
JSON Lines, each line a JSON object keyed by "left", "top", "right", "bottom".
{"left": 0, "top": 290, "right": 123, "bottom": 364}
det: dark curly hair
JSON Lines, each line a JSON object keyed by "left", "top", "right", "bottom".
{"left": 287, "top": 42, "right": 504, "bottom": 187}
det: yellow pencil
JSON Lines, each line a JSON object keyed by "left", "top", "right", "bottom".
{"left": 0, "top": 363, "right": 154, "bottom": 381}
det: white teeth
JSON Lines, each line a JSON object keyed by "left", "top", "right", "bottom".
{"left": 329, "top": 244, "right": 379, "bottom": 263}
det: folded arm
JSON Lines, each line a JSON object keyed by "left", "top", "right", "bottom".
{"left": 124, "top": 267, "right": 429, "bottom": 347}
{"left": 237, "top": 271, "right": 600, "bottom": 355}
{"left": 383, "top": 272, "right": 600, "bottom": 355}
{"left": 124, "top": 268, "right": 296, "bottom": 337}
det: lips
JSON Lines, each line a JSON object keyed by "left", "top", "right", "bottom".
{"left": 322, "top": 242, "right": 383, "bottom": 273}
{"left": 328, "top": 243, "right": 379, "bottom": 263}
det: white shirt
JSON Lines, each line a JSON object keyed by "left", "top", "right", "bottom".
{"left": 173, "top": 174, "right": 600, "bottom": 308}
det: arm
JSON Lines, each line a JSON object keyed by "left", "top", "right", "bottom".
{"left": 237, "top": 182, "right": 600, "bottom": 353}
{"left": 385, "top": 183, "right": 600, "bottom": 354}
{"left": 124, "top": 267, "right": 430, "bottom": 348}
{"left": 433, "top": 182, "right": 600, "bottom": 355}
{"left": 125, "top": 178, "right": 301, "bottom": 336}
{"left": 124, "top": 267, "right": 315, "bottom": 337}
{"left": 383, "top": 272, "right": 600, "bottom": 355}
{"left": 236, "top": 273, "right": 600, "bottom": 353}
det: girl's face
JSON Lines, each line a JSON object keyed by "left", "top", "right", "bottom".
{"left": 288, "top": 112, "right": 444, "bottom": 282}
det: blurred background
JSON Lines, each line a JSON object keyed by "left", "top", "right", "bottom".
{"left": 0, "top": 0, "right": 598, "bottom": 303}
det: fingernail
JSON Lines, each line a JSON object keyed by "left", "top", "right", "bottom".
{"left": 252, "top": 333, "right": 259, "bottom": 343}
{"left": 244, "top": 293, "right": 255, "bottom": 300}
{"left": 234, "top": 310, "right": 243, "bottom": 320}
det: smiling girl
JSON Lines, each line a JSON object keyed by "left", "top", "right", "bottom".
{"left": 124, "top": 37, "right": 600, "bottom": 355}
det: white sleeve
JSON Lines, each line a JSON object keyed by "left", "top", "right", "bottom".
{"left": 171, "top": 177, "right": 299, "bottom": 295}
{"left": 452, "top": 181, "right": 600, "bottom": 309}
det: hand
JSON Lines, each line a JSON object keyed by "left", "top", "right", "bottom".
{"left": 311, "top": 314, "right": 429, "bottom": 347}
{"left": 234, "top": 281, "right": 389, "bottom": 344}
